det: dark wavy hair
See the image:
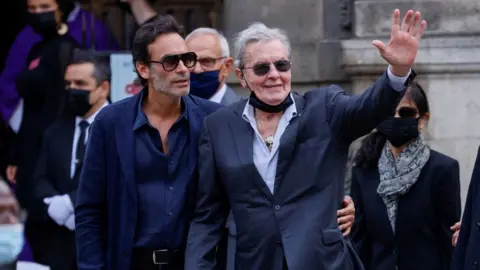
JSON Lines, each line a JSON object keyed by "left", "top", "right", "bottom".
{"left": 353, "top": 81, "right": 430, "bottom": 169}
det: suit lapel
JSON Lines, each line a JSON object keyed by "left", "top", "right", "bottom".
{"left": 274, "top": 93, "right": 305, "bottom": 193}
{"left": 115, "top": 95, "right": 140, "bottom": 205}
{"left": 231, "top": 100, "right": 273, "bottom": 200}
{"left": 185, "top": 96, "right": 203, "bottom": 183}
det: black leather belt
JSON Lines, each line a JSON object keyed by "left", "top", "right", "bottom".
{"left": 131, "top": 248, "right": 184, "bottom": 270}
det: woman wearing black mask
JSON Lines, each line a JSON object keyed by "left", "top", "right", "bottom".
{"left": 8, "top": 0, "right": 80, "bottom": 264}
{"left": 350, "top": 82, "right": 461, "bottom": 270}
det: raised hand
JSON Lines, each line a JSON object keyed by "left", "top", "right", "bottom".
{"left": 372, "top": 9, "right": 427, "bottom": 76}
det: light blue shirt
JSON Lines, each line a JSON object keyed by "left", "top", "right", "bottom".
{"left": 242, "top": 67, "right": 410, "bottom": 194}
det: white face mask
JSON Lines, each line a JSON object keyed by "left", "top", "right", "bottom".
{"left": 0, "top": 224, "right": 24, "bottom": 265}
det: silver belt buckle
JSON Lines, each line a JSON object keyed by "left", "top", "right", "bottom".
{"left": 153, "top": 249, "right": 169, "bottom": 265}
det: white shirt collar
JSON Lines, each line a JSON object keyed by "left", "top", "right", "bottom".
{"left": 209, "top": 83, "right": 227, "bottom": 104}
{"left": 75, "top": 101, "right": 109, "bottom": 126}
{"left": 242, "top": 93, "right": 297, "bottom": 123}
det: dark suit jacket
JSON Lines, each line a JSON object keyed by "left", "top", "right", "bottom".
{"left": 31, "top": 117, "right": 79, "bottom": 221}
{"left": 75, "top": 92, "right": 222, "bottom": 270}
{"left": 220, "top": 86, "right": 243, "bottom": 106}
{"left": 28, "top": 116, "right": 80, "bottom": 269}
{"left": 185, "top": 71, "right": 406, "bottom": 270}
{"left": 350, "top": 150, "right": 460, "bottom": 270}
{"left": 451, "top": 146, "right": 480, "bottom": 270}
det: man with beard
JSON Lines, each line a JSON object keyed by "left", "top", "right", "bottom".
{"left": 75, "top": 15, "right": 222, "bottom": 270}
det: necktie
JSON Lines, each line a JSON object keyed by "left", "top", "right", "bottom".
{"left": 74, "top": 120, "right": 89, "bottom": 180}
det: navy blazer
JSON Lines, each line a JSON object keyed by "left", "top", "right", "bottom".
{"left": 185, "top": 71, "right": 406, "bottom": 270}
{"left": 451, "top": 146, "right": 480, "bottom": 270}
{"left": 74, "top": 91, "right": 222, "bottom": 270}
{"left": 351, "top": 150, "right": 461, "bottom": 270}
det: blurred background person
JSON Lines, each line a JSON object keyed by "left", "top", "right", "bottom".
{"left": 26, "top": 51, "right": 110, "bottom": 269}
{"left": 185, "top": 27, "right": 241, "bottom": 105}
{"left": 4, "top": 0, "right": 82, "bottom": 263}
{"left": 450, "top": 145, "right": 480, "bottom": 270}
{"left": 0, "top": 0, "right": 118, "bottom": 131}
{"left": 0, "top": 177, "right": 24, "bottom": 270}
{"left": 350, "top": 82, "right": 461, "bottom": 270}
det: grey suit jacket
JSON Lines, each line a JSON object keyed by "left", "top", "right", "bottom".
{"left": 220, "top": 86, "right": 243, "bottom": 106}
{"left": 185, "top": 71, "right": 405, "bottom": 270}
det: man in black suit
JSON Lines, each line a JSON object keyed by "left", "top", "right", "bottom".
{"left": 185, "top": 9, "right": 426, "bottom": 270}
{"left": 29, "top": 51, "right": 110, "bottom": 270}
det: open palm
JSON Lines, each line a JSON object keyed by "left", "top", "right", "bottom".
{"left": 373, "top": 9, "right": 427, "bottom": 69}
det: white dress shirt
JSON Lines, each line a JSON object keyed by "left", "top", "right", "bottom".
{"left": 241, "top": 67, "right": 409, "bottom": 194}
{"left": 70, "top": 101, "right": 109, "bottom": 178}
{"left": 209, "top": 83, "right": 227, "bottom": 103}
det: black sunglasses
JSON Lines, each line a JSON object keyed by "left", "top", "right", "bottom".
{"left": 397, "top": 107, "right": 418, "bottom": 118}
{"left": 149, "top": 52, "right": 197, "bottom": 72}
{"left": 244, "top": 60, "right": 291, "bottom": 76}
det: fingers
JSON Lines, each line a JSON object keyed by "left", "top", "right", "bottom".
{"left": 339, "top": 222, "right": 353, "bottom": 235}
{"left": 337, "top": 214, "right": 354, "bottom": 225}
{"left": 391, "top": 9, "right": 401, "bottom": 35}
{"left": 400, "top": 10, "right": 414, "bottom": 32}
{"left": 452, "top": 231, "right": 459, "bottom": 247}
{"left": 450, "top": 221, "right": 461, "bottom": 231}
{"left": 372, "top": 40, "right": 387, "bottom": 55}
{"left": 414, "top": 20, "right": 427, "bottom": 40}
{"left": 337, "top": 206, "right": 354, "bottom": 217}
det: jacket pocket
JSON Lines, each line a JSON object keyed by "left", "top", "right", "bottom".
{"left": 322, "top": 227, "right": 343, "bottom": 245}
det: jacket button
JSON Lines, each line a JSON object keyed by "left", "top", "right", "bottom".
{"left": 274, "top": 205, "right": 281, "bottom": 211}
{"left": 474, "top": 261, "right": 478, "bottom": 269}
{"left": 476, "top": 221, "right": 480, "bottom": 231}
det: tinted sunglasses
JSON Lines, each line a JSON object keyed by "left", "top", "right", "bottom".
{"left": 149, "top": 52, "right": 197, "bottom": 72}
{"left": 244, "top": 60, "right": 291, "bottom": 76}
{"left": 396, "top": 107, "right": 418, "bottom": 118}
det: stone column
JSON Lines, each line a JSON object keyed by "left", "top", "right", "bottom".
{"left": 342, "top": 0, "right": 480, "bottom": 206}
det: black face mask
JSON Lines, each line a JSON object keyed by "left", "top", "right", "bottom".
{"left": 26, "top": 11, "right": 58, "bottom": 37}
{"left": 377, "top": 117, "right": 420, "bottom": 147}
{"left": 66, "top": 88, "right": 92, "bottom": 117}
{"left": 248, "top": 92, "right": 293, "bottom": 113}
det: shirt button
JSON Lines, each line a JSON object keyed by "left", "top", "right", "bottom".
{"left": 169, "top": 186, "right": 174, "bottom": 191}
{"left": 274, "top": 205, "right": 281, "bottom": 211}
{"left": 476, "top": 221, "right": 480, "bottom": 231}
{"left": 168, "top": 212, "right": 173, "bottom": 216}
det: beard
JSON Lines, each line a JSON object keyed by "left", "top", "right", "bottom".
{"left": 150, "top": 70, "right": 190, "bottom": 97}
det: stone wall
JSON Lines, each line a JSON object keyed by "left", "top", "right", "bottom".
{"left": 342, "top": 1, "right": 480, "bottom": 207}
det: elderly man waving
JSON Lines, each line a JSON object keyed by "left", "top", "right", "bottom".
{"left": 185, "top": 9, "right": 426, "bottom": 270}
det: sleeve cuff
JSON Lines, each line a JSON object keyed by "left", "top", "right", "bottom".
{"left": 387, "top": 65, "right": 411, "bottom": 92}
